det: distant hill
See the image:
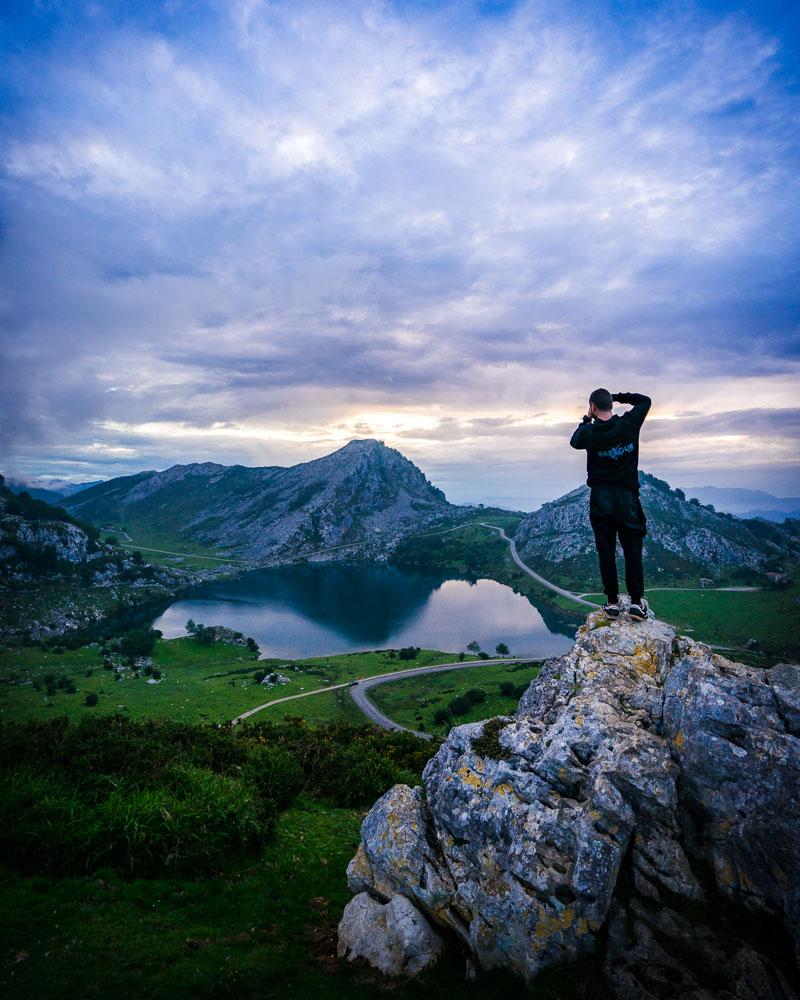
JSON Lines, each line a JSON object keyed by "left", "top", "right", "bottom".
{"left": 5, "top": 477, "right": 104, "bottom": 504}
{"left": 682, "top": 484, "right": 800, "bottom": 516}
{"left": 62, "top": 440, "right": 457, "bottom": 563}
{"left": 514, "top": 472, "right": 800, "bottom": 590}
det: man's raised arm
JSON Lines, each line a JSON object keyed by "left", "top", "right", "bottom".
{"left": 613, "top": 392, "right": 651, "bottom": 428}
{"left": 570, "top": 413, "right": 593, "bottom": 450}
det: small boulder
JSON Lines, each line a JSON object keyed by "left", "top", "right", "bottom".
{"left": 337, "top": 892, "right": 444, "bottom": 976}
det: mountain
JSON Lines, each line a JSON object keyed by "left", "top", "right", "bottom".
{"left": 5, "top": 477, "right": 104, "bottom": 503}
{"left": 337, "top": 611, "right": 800, "bottom": 996}
{"left": 0, "top": 475, "right": 189, "bottom": 642}
{"left": 62, "top": 440, "right": 456, "bottom": 564}
{"left": 513, "top": 471, "right": 799, "bottom": 589}
{"left": 682, "top": 484, "right": 800, "bottom": 515}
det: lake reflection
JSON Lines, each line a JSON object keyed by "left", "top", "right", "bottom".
{"left": 152, "top": 564, "right": 576, "bottom": 660}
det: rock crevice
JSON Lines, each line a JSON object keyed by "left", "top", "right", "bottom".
{"left": 337, "top": 612, "right": 800, "bottom": 998}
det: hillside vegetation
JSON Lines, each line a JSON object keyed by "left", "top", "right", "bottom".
{"left": 514, "top": 471, "right": 800, "bottom": 589}
{"left": 0, "top": 476, "right": 191, "bottom": 644}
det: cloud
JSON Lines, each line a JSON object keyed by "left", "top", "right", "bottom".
{"left": 1, "top": 0, "right": 798, "bottom": 499}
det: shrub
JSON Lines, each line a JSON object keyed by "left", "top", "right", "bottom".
{"left": 315, "top": 744, "right": 399, "bottom": 807}
{"left": 92, "top": 765, "right": 265, "bottom": 876}
{"left": 398, "top": 646, "right": 420, "bottom": 661}
{"left": 448, "top": 696, "right": 472, "bottom": 717}
{"left": 499, "top": 681, "right": 515, "bottom": 697}
{"left": 433, "top": 708, "right": 451, "bottom": 726}
{"left": 85, "top": 693, "right": 99, "bottom": 706}
{"left": 118, "top": 627, "right": 161, "bottom": 660}
{"left": 239, "top": 744, "right": 303, "bottom": 810}
{"left": 464, "top": 688, "right": 486, "bottom": 705}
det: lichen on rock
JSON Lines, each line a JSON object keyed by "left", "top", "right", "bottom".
{"left": 337, "top": 611, "right": 800, "bottom": 998}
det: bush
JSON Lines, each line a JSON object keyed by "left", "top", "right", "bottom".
{"left": 239, "top": 745, "right": 303, "bottom": 810}
{"left": 398, "top": 646, "right": 420, "bottom": 661}
{"left": 0, "top": 715, "right": 436, "bottom": 877}
{"left": 94, "top": 765, "right": 265, "bottom": 876}
{"left": 433, "top": 708, "right": 451, "bottom": 726}
{"left": 448, "top": 696, "right": 472, "bottom": 717}
{"left": 464, "top": 688, "right": 486, "bottom": 705}
{"left": 118, "top": 627, "right": 161, "bottom": 660}
{"left": 499, "top": 681, "right": 515, "bottom": 697}
{"left": 85, "top": 692, "right": 99, "bottom": 706}
{"left": 315, "top": 744, "right": 399, "bottom": 807}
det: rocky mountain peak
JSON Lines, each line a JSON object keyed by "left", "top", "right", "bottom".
{"left": 338, "top": 611, "right": 800, "bottom": 996}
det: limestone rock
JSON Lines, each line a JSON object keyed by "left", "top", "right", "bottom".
{"left": 338, "top": 611, "right": 800, "bottom": 998}
{"left": 336, "top": 892, "right": 444, "bottom": 976}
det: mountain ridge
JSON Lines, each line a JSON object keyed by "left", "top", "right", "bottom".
{"left": 62, "top": 439, "right": 458, "bottom": 564}
{"left": 514, "top": 471, "right": 799, "bottom": 590}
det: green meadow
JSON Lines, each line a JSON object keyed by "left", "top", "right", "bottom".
{"left": 369, "top": 660, "right": 543, "bottom": 736}
{"left": 568, "top": 581, "right": 800, "bottom": 665}
{"left": 0, "top": 637, "right": 479, "bottom": 727}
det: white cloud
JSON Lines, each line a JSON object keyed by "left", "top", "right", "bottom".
{"left": 1, "top": 0, "right": 798, "bottom": 497}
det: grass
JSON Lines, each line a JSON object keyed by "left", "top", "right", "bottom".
{"left": 0, "top": 793, "right": 608, "bottom": 1000}
{"left": 648, "top": 585, "right": 800, "bottom": 663}
{"left": 0, "top": 638, "right": 479, "bottom": 727}
{"left": 369, "top": 660, "right": 543, "bottom": 736}
{"left": 571, "top": 583, "right": 800, "bottom": 664}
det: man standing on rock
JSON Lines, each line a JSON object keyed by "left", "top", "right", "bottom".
{"left": 570, "top": 389, "right": 651, "bottom": 620}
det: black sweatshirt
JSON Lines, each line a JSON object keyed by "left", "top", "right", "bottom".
{"left": 569, "top": 392, "right": 651, "bottom": 493}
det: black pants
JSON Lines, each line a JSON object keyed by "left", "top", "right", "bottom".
{"left": 589, "top": 487, "right": 647, "bottom": 604}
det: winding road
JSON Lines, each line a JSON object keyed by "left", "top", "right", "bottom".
{"left": 474, "top": 522, "right": 597, "bottom": 608}
{"left": 231, "top": 656, "right": 535, "bottom": 737}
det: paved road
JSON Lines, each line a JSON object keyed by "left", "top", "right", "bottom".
{"left": 120, "top": 544, "right": 249, "bottom": 564}
{"left": 475, "top": 522, "right": 598, "bottom": 608}
{"left": 231, "top": 656, "right": 534, "bottom": 732}
{"left": 348, "top": 657, "right": 534, "bottom": 739}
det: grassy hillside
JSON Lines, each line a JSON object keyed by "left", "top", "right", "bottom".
{"left": 0, "top": 636, "right": 480, "bottom": 726}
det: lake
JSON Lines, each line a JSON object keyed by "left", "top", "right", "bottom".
{"left": 152, "top": 564, "right": 576, "bottom": 660}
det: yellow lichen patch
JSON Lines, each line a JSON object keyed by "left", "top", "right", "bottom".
{"left": 456, "top": 765, "right": 484, "bottom": 789}
{"left": 576, "top": 917, "right": 590, "bottom": 936}
{"left": 631, "top": 643, "right": 657, "bottom": 677}
{"left": 574, "top": 714, "right": 584, "bottom": 728}
{"left": 348, "top": 843, "right": 373, "bottom": 880}
{"left": 533, "top": 906, "right": 575, "bottom": 941}
{"left": 672, "top": 731, "right": 685, "bottom": 749}
{"left": 494, "top": 782, "right": 517, "bottom": 798}
{"left": 483, "top": 873, "right": 510, "bottom": 897}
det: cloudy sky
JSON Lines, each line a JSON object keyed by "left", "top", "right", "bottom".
{"left": 1, "top": 0, "right": 798, "bottom": 509}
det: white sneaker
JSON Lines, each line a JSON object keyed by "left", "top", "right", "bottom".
{"left": 628, "top": 598, "right": 650, "bottom": 621}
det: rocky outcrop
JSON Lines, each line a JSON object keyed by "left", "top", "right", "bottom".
{"left": 337, "top": 612, "right": 800, "bottom": 997}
